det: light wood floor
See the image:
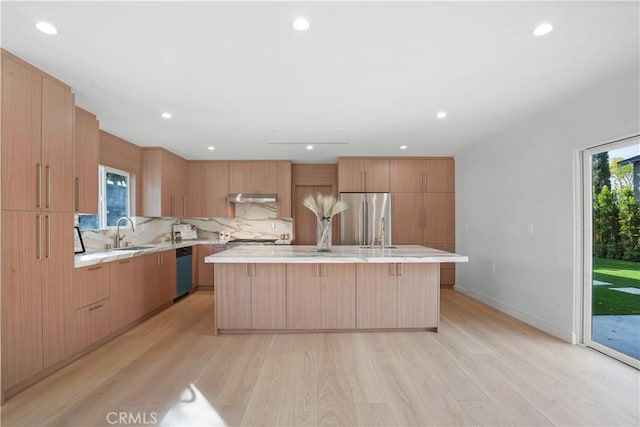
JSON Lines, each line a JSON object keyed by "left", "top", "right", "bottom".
{"left": 1, "top": 289, "right": 638, "bottom": 426}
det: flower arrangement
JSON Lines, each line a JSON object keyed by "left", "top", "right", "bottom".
{"left": 302, "top": 193, "right": 347, "bottom": 251}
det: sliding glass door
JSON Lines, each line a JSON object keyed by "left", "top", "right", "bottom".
{"left": 583, "top": 136, "right": 640, "bottom": 368}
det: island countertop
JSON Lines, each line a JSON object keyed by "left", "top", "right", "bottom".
{"left": 205, "top": 244, "right": 468, "bottom": 264}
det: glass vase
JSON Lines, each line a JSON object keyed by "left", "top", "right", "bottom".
{"left": 317, "top": 217, "right": 332, "bottom": 252}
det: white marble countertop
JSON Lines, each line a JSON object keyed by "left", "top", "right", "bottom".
{"left": 205, "top": 245, "right": 469, "bottom": 264}
{"left": 74, "top": 239, "right": 229, "bottom": 268}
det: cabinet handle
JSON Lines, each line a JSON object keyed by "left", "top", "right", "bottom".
{"left": 364, "top": 170, "right": 368, "bottom": 191}
{"left": 423, "top": 171, "right": 428, "bottom": 193}
{"left": 88, "top": 265, "right": 103, "bottom": 271}
{"left": 74, "top": 177, "right": 80, "bottom": 212}
{"left": 88, "top": 304, "right": 103, "bottom": 311}
{"left": 322, "top": 264, "right": 326, "bottom": 277}
{"left": 171, "top": 195, "right": 175, "bottom": 216}
{"left": 119, "top": 260, "right": 131, "bottom": 264}
{"left": 36, "top": 214, "right": 42, "bottom": 260}
{"left": 157, "top": 253, "right": 160, "bottom": 267}
{"left": 45, "top": 215, "right": 51, "bottom": 259}
{"left": 252, "top": 264, "right": 256, "bottom": 277}
{"left": 398, "top": 263, "right": 403, "bottom": 277}
{"left": 36, "top": 163, "right": 42, "bottom": 208}
{"left": 46, "top": 164, "right": 51, "bottom": 209}
{"left": 183, "top": 196, "right": 186, "bottom": 216}
{"left": 389, "top": 264, "right": 395, "bottom": 276}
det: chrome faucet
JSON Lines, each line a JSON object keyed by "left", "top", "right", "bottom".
{"left": 114, "top": 216, "right": 135, "bottom": 248}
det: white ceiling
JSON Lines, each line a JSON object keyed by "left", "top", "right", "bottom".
{"left": 2, "top": 1, "right": 638, "bottom": 162}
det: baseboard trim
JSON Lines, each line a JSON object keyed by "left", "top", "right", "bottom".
{"left": 453, "top": 285, "right": 574, "bottom": 343}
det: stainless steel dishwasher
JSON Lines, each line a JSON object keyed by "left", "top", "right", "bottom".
{"left": 176, "top": 246, "right": 193, "bottom": 298}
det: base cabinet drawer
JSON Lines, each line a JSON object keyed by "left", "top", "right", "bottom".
{"left": 74, "top": 264, "right": 110, "bottom": 309}
{"left": 75, "top": 299, "right": 110, "bottom": 351}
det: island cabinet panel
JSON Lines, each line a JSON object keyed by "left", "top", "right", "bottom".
{"left": 109, "top": 259, "right": 139, "bottom": 332}
{"left": 202, "top": 161, "right": 230, "bottom": 217}
{"left": 251, "top": 264, "right": 286, "bottom": 329}
{"left": 322, "top": 264, "right": 356, "bottom": 329}
{"left": 286, "top": 264, "right": 322, "bottom": 329}
{"left": 215, "top": 264, "right": 252, "bottom": 329}
{"left": 397, "top": 264, "right": 439, "bottom": 328}
{"left": 356, "top": 264, "right": 398, "bottom": 329}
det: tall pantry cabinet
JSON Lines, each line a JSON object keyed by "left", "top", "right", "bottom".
{"left": 1, "top": 51, "right": 75, "bottom": 393}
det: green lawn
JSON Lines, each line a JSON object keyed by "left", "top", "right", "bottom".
{"left": 592, "top": 258, "right": 640, "bottom": 315}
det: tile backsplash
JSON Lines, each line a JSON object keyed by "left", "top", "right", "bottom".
{"left": 77, "top": 202, "right": 293, "bottom": 251}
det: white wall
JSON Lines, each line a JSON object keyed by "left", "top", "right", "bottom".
{"left": 454, "top": 66, "right": 640, "bottom": 342}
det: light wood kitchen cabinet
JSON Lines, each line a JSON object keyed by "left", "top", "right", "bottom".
{"left": 338, "top": 158, "right": 390, "bottom": 192}
{"left": 321, "top": 264, "right": 356, "bottom": 329}
{"left": 214, "top": 264, "right": 252, "bottom": 329}
{"left": 423, "top": 193, "right": 455, "bottom": 245}
{"left": 286, "top": 264, "right": 356, "bottom": 329}
{"left": 1, "top": 52, "right": 74, "bottom": 212}
{"left": 397, "top": 263, "right": 439, "bottom": 328}
{"left": 109, "top": 259, "right": 139, "bottom": 332}
{"left": 286, "top": 264, "right": 322, "bottom": 329}
{"left": 141, "top": 148, "right": 188, "bottom": 217}
{"left": 356, "top": 264, "right": 398, "bottom": 328}
{"left": 139, "top": 250, "right": 176, "bottom": 313}
{"left": 1, "top": 211, "right": 44, "bottom": 390}
{"left": 214, "top": 263, "right": 285, "bottom": 330}
{"left": 73, "top": 107, "right": 99, "bottom": 214}
{"left": 391, "top": 193, "right": 423, "bottom": 245}
{"left": 251, "top": 264, "right": 286, "bottom": 329}
{"left": 73, "top": 264, "right": 111, "bottom": 352}
{"left": 196, "top": 244, "right": 226, "bottom": 291}
{"left": 158, "top": 250, "right": 177, "bottom": 305}
{"left": 74, "top": 264, "right": 110, "bottom": 309}
{"left": 74, "top": 299, "right": 110, "bottom": 352}
{"left": 229, "top": 161, "right": 278, "bottom": 194}
{"left": 42, "top": 212, "right": 75, "bottom": 369}
{"left": 1, "top": 211, "right": 75, "bottom": 388}
{"left": 276, "top": 161, "right": 292, "bottom": 217}
{"left": 389, "top": 158, "right": 454, "bottom": 193}
{"left": 202, "top": 161, "right": 230, "bottom": 217}
{"left": 186, "top": 162, "right": 203, "bottom": 217}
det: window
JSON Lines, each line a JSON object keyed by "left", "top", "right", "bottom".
{"left": 78, "top": 166, "right": 131, "bottom": 230}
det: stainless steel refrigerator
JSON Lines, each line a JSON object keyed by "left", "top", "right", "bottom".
{"left": 339, "top": 193, "right": 392, "bottom": 246}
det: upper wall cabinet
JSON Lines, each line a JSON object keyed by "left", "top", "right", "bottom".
{"left": 73, "top": 107, "right": 99, "bottom": 214}
{"left": 202, "top": 161, "right": 230, "bottom": 217}
{"left": 141, "top": 148, "right": 188, "bottom": 217}
{"left": 229, "top": 161, "right": 278, "bottom": 194}
{"left": 389, "top": 158, "right": 454, "bottom": 193}
{"left": 1, "top": 51, "right": 74, "bottom": 213}
{"left": 338, "top": 158, "right": 390, "bottom": 192}
{"left": 228, "top": 161, "right": 291, "bottom": 217}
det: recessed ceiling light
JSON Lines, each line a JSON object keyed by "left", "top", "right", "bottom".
{"left": 207, "top": 146, "right": 215, "bottom": 151}
{"left": 436, "top": 111, "right": 447, "bottom": 119}
{"left": 306, "top": 145, "right": 314, "bottom": 150}
{"left": 292, "top": 17, "right": 310, "bottom": 31}
{"left": 161, "top": 112, "right": 172, "bottom": 119}
{"left": 400, "top": 145, "right": 408, "bottom": 150}
{"left": 533, "top": 22, "right": 553, "bottom": 37}
{"left": 35, "top": 21, "right": 58, "bottom": 35}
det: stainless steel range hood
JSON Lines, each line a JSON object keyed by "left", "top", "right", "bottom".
{"left": 227, "top": 193, "right": 278, "bottom": 203}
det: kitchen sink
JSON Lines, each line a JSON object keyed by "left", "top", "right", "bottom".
{"left": 112, "top": 245, "right": 156, "bottom": 251}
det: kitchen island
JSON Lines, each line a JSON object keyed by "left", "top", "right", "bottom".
{"left": 205, "top": 245, "right": 468, "bottom": 334}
